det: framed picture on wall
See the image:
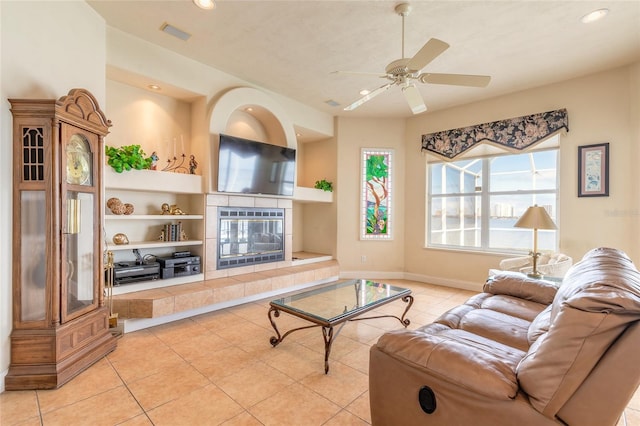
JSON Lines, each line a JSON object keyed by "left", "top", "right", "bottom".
{"left": 578, "top": 142, "right": 609, "bottom": 197}
{"left": 361, "top": 148, "right": 393, "bottom": 240}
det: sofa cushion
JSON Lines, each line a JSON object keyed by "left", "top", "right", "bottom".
{"left": 479, "top": 295, "right": 548, "bottom": 322}
{"left": 459, "top": 308, "right": 531, "bottom": 351}
{"left": 484, "top": 271, "right": 559, "bottom": 305}
{"left": 516, "top": 247, "right": 640, "bottom": 416}
{"left": 435, "top": 292, "right": 545, "bottom": 348}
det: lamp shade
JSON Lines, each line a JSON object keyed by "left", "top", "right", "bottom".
{"left": 514, "top": 205, "right": 557, "bottom": 230}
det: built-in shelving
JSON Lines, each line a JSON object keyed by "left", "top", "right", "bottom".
{"left": 104, "top": 168, "right": 205, "bottom": 294}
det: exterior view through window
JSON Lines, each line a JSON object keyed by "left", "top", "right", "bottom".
{"left": 427, "top": 147, "right": 558, "bottom": 253}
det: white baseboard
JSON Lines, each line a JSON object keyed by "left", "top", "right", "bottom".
{"left": 339, "top": 270, "right": 484, "bottom": 293}
{"left": 0, "top": 368, "right": 6, "bottom": 393}
{"left": 339, "top": 270, "right": 405, "bottom": 280}
{"left": 402, "top": 272, "right": 484, "bottom": 292}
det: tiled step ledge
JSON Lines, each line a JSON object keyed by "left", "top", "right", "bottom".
{"left": 112, "top": 259, "right": 339, "bottom": 333}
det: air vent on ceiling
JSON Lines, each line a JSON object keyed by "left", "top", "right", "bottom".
{"left": 325, "top": 99, "right": 340, "bottom": 107}
{"left": 160, "top": 22, "right": 191, "bottom": 41}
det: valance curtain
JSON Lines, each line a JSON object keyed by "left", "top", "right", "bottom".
{"left": 421, "top": 108, "right": 569, "bottom": 160}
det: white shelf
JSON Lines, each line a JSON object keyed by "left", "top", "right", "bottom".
{"left": 105, "top": 214, "right": 203, "bottom": 220}
{"left": 111, "top": 273, "right": 205, "bottom": 295}
{"left": 107, "top": 240, "right": 203, "bottom": 251}
{"left": 293, "top": 186, "right": 333, "bottom": 203}
{"left": 105, "top": 168, "right": 203, "bottom": 194}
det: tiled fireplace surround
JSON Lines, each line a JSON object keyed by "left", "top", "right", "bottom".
{"left": 112, "top": 194, "right": 338, "bottom": 332}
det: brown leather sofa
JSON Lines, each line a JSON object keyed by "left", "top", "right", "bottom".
{"left": 369, "top": 247, "right": 640, "bottom": 425}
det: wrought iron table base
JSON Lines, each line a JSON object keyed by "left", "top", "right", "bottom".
{"left": 268, "top": 294, "right": 413, "bottom": 374}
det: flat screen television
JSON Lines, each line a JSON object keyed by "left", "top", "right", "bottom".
{"left": 217, "top": 134, "right": 296, "bottom": 196}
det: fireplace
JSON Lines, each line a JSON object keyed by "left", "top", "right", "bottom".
{"left": 217, "top": 207, "right": 285, "bottom": 269}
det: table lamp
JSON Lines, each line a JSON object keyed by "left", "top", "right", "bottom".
{"left": 514, "top": 205, "right": 557, "bottom": 278}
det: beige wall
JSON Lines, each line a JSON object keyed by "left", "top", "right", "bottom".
{"left": 335, "top": 117, "right": 407, "bottom": 276}
{"left": 401, "top": 63, "right": 640, "bottom": 290}
{"left": 105, "top": 79, "right": 194, "bottom": 163}
{"left": 297, "top": 137, "right": 338, "bottom": 256}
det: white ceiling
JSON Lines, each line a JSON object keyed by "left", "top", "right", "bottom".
{"left": 88, "top": 1, "right": 640, "bottom": 119}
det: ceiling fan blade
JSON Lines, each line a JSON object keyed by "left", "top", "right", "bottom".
{"left": 402, "top": 84, "right": 427, "bottom": 114}
{"left": 331, "top": 70, "right": 387, "bottom": 78}
{"left": 406, "top": 38, "right": 450, "bottom": 71}
{"left": 343, "top": 83, "right": 393, "bottom": 111}
{"left": 419, "top": 73, "right": 491, "bottom": 87}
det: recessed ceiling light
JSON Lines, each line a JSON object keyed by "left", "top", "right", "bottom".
{"left": 359, "top": 89, "right": 371, "bottom": 96}
{"left": 193, "top": 0, "right": 215, "bottom": 10}
{"left": 581, "top": 8, "right": 609, "bottom": 24}
{"left": 148, "top": 84, "right": 161, "bottom": 91}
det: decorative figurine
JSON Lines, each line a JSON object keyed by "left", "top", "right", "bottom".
{"left": 189, "top": 155, "right": 198, "bottom": 175}
{"left": 107, "top": 197, "right": 134, "bottom": 215}
{"left": 108, "top": 198, "right": 126, "bottom": 215}
{"left": 161, "top": 202, "right": 186, "bottom": 215}
{"left": 112, "top": 233, "right": 129, "bottom": 245}
{"left": 150, "top": 151, "right": 159, "bottom": 170}
{"left": 107, "top": 197, "right": 120, "bottom": 209}
{"left": 170, "top": 204, "right": 186, "bottom": 215}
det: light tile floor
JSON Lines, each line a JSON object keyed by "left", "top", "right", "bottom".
{"left": 1, "top": 280, "right": 638, "bottom": 425}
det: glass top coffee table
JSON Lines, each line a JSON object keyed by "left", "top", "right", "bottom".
{"left": 268, "top": 279, "right": 413, "bottom": 373}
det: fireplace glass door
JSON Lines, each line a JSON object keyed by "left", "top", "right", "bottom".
{"left": 218, "top": 207, "right": 285, "bottom": 269}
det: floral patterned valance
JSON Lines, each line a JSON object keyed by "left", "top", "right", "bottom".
{"left": 421, "top": 108, "right": 569, "bottom": 160}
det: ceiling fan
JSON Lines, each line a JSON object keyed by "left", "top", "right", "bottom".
{"left": 336, "top": 2, "right": 491, "bottom": 114}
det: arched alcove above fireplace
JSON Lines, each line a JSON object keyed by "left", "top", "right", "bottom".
{"left": 208, "top": 87, "right": 298, "bottom": 194}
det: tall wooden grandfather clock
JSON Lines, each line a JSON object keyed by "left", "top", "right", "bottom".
{"left": 6, "top": 88, "right": 117, "bottom": 390}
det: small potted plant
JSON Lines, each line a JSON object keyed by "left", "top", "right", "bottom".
{"left": 314, "top": 179, "right": 333, "bottom": 192}
{"left": 105, "top": 144, "right": 153, "bottom": 173}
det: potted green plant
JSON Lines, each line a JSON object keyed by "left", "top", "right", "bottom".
{"left": 314, "top": 179, "right": 333, "bottom": 192}
{"left": 105, "top": 144, "right": 153, "bottom": 173}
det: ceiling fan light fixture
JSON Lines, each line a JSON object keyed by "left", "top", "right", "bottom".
{"left": 193, "top": 0, "right": 215, "bottom": 10}
{"left": 402, "top": 84, "right": 427, "bottom": 114}
{"left": 581, "top": 8, "right": 608, "bottom": 24}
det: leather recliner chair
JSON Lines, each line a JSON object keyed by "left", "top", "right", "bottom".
{"left": 369, "top": 247, "right": 640, "bottom": 425}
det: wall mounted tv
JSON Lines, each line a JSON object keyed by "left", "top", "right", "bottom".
{"left": 217, "top": 134, "right": 296, "bottom": 196}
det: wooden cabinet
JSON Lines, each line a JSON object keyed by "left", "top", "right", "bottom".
{"left": 6, "top": 89, "right": 117, "bottom": 390}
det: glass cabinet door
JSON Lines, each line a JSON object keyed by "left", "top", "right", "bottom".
{"left": 63, "top": 191, "right": 97, "bottom": 318}
{"left": 19, "top": 191, "right": 47, "bottom": 323}
{"left": 60, "top": 128, "right": 100, "bottom": 323}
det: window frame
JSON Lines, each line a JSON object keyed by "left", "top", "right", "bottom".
{"left": 426, "top": 147, "right": 560, "bottom": 254}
